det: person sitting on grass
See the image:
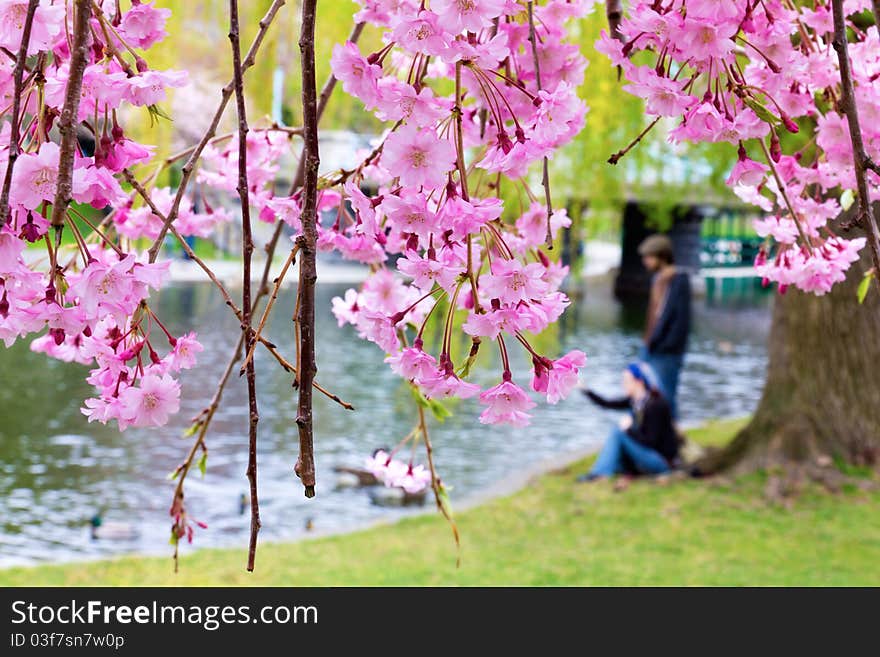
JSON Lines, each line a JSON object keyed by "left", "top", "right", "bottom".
{"left": 577, "top": 362, "right": 680, "bottom": 483}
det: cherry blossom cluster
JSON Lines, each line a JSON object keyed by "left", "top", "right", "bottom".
{"left": 598, "top": 0, "right": 878, "bottom": 294}
{"left": 2, "top": 1, "right": 595, "bottom": 443}
{"left": 0, "top": 0, "right": 205, "bottom": 430}
{"left": 365, "top": 449, "right": 432, "bottom": 494}
{"left": 318, "top": 0, "right": 591, "bottom": 430}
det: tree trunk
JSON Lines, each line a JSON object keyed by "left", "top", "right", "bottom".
{"left": 696, "top": 223, "right": 880, "bottom": 477}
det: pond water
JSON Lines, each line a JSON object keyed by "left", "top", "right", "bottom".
{"left": 0, "top": 275, "right": 772, "bottom": 567}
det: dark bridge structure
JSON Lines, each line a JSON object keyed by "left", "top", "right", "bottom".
{"left": 613, "top": 201, "right": 767, "bottom": 304}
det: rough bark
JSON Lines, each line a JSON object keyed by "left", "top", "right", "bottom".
{"left": 696, "top": 220, "right": 880, "bottom": 478}
{"left": 294, "top": 0, "right": 319, "bottom": 499}
{"left": 50, "top": 0, "right": 91, "bottom": 230}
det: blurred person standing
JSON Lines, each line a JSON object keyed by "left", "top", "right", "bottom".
{"left": 637, "top": 234, "right": 691, "bottom": 419}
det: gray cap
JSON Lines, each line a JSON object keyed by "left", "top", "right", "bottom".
{"left": 638, "top": 234, "right": 674, "bottom": 260}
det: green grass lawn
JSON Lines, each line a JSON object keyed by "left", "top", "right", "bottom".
{"left": 2, "top": 418, "right": 878, "bottom": 586}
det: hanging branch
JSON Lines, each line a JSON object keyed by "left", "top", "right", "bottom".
{"left": 294, "top": 0, "right": 320, "bottom": 499}
{"left": 526, "top": 1, "right": 554, "bottom": 248}
{"left": 169, "top": 338, "right": 241, "bottom": 572}
{"left": 228, "top": 0, "right": 262, "bottom": 572}
{"left": 143, "top": 23, "right": 367, "bottom": 535}
{"left": 417, "top": 403, "right": 460, "bottom": 563}
{"left": 49, "top": 0, "right": 91, "bottom": 232}
{"left": 147, "top": 0, "right": 286, "bottom": 263}
{"left": 830, "top": 0, "right": 880, "bottom": 276}
{"left": 0, "top": 0, "right": 39, "bottom": 229}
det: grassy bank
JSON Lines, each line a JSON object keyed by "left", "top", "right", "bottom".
{"left": 2, "top": 418, "right": 878, "bottom": 586}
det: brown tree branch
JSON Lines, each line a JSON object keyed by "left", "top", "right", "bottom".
{"left": 0, "top": 0, "right": 39, "bottom": 229}
{"left": 147, "top": 0, "right": 286, "bottom": 263}
{"left": 526, "top": 1, "right": 554, "bottom": 248}
{"left": 229, "top": 0, "right": 262, "bottom": 572}
{"left": 605, "top": 0, "right": 626, "bottom": 43}
{"left": 140, "top": 22, "right": 364, "bottom": 555}
{"left": 293, "top": 0, "right": 320, "bottom": 499}
{"left": 49, "top": 0, "right": 91, "bottom": 231}
{"left": 831, "top": 0, "right": 880, "bottom": 276}
{"left": 608, "top": 116, "right": 661, "bottom": 165}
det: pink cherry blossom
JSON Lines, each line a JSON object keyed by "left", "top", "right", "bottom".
{"left": 391, "top": 11, "right": 450, "bottom": 56}
{"left": 391, "top": 464, "right": 432, "bottom": 494}
{"left": 727, "top": 157, "right": 769, "bottom": 187}
{"left": 0, "top": 0, "right": 64, "bottom": 55}
{"left": 418, "top": 367, "right": 481, "bottom": 400}
{"left": 397, "top": 250, "right": 462, "bottom": 294}
{"left": 10, "top": 141, "right": 60, "bottom": 210}
{"left": 381, "top": 124, "right": 456, "bottom": 191}
{"left": 432, "top": 0, "right": 506, "bottom": 33}
{"left": 169, "top": 332, "right": 203, "bottom": 371}
{"left": 515, "top": 203, "right": 571, "bottom": 250}
{"left": 381, "top": 191, "right": 440, "bottom": 241}
{"left": 119, "top": 2, "right": 172, "bottom": 50}
{"left": 126, "top": 69, "right": 188, "bottom": 106}
{"left": 331, "top": 289, "right": 361, "bottom": 327}
{"left": 532, "top": 350, "right": 587, "bottom": 404}
{"left": 330, "top": 41, "right": 382, "bottom": 109}
{"left": 354, "top": 310, "right": 400, "bottom": 353}
{"left": 385, "top": 346, "right": 438, "bottom": 382}
{"left": 481, "top": 258, "right": 550, "bottom": 305}
{"left": 364, "top": 450, "right": 408, "bottom": 486}
{"left": 117, "top": 373, "right": 181, "bottom": 428}
{"left": 479, "top": 380, "right": 536, "bottom": 427}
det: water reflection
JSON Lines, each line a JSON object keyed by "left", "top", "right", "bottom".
{"left": 0, "top": 276, "right": 771, "bottom": 566}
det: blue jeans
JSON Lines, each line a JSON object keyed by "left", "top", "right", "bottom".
{"left": 640, "top": 348, "right": 684, "bottom": 419}
{"left": 589, "top": 427, "right": 670, "bottom": 477}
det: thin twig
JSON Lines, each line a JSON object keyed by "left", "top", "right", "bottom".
{"left": 831, "top": 0, "right": 880, "bottom": 275}
{"left": 171, "top": 332, "right": 243, "bottom": 572}
{"left": 240, "top": 244, "right": 300, "bottom": 375}
{"left": 418, "top": 403, "right": 460, "bottom": 564}
{"left": 608, "top": 116, "right": 662, "bottom": 165}
{"left": 159, "top": 21, "right": 365, "bottom": 540}
{"left": 758, "top": 139, "right": 811, "bottom": 249}
{"left": 229, "top": 0, "right": 262, "bottom": 572}
{"left": 49, "top": 0, "right": 91, "bottom": 231}
{"left": 455, "top": 62, "right": 482, "bottom": 311}
{"left": 146, "top": 0, "right": 286, "bottom": 263}
{"left": 293, "top": 0, "right": 320, "bottom": 499}
{"left": 0, "top": 0, "right": 39, "bottom": 229}
{"left": 526, "top": 1, "right": 554, "bottom": 248}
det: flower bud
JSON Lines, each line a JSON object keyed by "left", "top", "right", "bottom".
{"left": 769, "top": 133, "right": 781, "bottom": 163}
